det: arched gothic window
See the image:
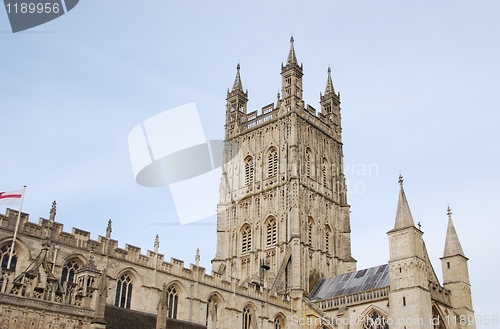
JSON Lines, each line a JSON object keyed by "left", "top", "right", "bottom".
{"left": 268, "top": 148, "right": 278, "bottom": 177}
{"left": 0, "top": 245, "right": 17, "bottom": 270}
{"left": 166, "top": 286, "right": 179, "bottom": 319}
{"left": 245, "top": 156, "right": 254, "bottom": 187}
{"left": 322, "top": 159, "right": 328, "bottom": 187}
{"left": 241, "top": 225, "right": 252, "bottom": 253}
{"left": 325, "top": 226, "right": 332, "bottom": 254}
{"left": 115, "top": 274, "right": 133, "bottom": 309}
{"left": 274, "top": 316, "right": 284, "bottom": 329}
{"left": 307, "top": 218, "right": 314, "bottom": 246}
{"left": 432, "top": 307, "right": 446, "bottom": 329}
{"left": 363, "top": 310, "right": 389, "bottom": 329}
{"left": 242, "top": 307, "right": 252, "bottom": 329}
{"left": 305, "top": 149, "right": 312, "bottom": 178}
{"left": 60, "top": 260, "right": 79, "bottom": 287}
{"left": 266, "top": 217, "right": 277, "bottom": 246}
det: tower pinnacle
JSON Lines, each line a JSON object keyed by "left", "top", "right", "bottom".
{"left": 324, "top": 66, "right": 335, "bottom": 95}
{"left": 286, "top": 36, "right": 298, "bottom": 65}
{"left": 232, "top": 63, "right": 243, "bottom": 92}
{"left": 394, "top": 175, "right": 415, "bottom": 230}
{"left": 443, "top": 206, "right": 465, "bottom": 257}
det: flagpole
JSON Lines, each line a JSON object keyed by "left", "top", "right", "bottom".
{"left": 7, "top": 185, "right": 27, "bottom": 270}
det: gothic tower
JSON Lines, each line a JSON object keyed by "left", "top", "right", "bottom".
{"left": 387, "top": 176, "right": 433, "bottom": 329}
{"left": 212, "top": 38, "right": 356, "bottom": 298}
{"left": 440, "top": 207, "right": 476, "bottom": 329}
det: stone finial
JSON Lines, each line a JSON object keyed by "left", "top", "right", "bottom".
{"left": 154, "top": 235, "right": 160, "bottom": 249}
{"left": 106, "top": 219, "right": 112, "bottom": 239}
{"left": 394, "top": 174, "right": 415, "bottom": 230}
{"left": 231, "top": 63, "right": 243, "bottom": 92}
{"left": 443, "top": 205, "right": 465, "bottom": 257}
{"left": 286, "top": 36, "right": 298, "bottom": 65}
{"left": 49, "top": 201, "right": 56, "bottom": 222}
{"left": 324, "top": 65, "right": 335, "bottom": 96}
{"left": 195, "top": 248, "right": 200, "bottom": 267}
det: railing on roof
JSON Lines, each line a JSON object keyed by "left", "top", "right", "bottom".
{"left": 314, "top": 286, "right": 389, "bottom": 310}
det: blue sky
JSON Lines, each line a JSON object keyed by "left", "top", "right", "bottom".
{"left": 1, "top": 1, "right": 498, "bottom": 324}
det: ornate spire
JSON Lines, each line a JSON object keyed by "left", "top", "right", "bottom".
{"left": 394, "top": 174, "right": 416, "bottom": 230}
{"left": 443, "top": 206, "right": 465, "bottom": 257}
{"left": 106, "top": 219, "right": 112, "bottom": 239}
{"left": 286, "top": 36, "right": 298, "bottom": 65}
{"left": 154, "top": 234, "right": 160, "bottom": 249}
{"left": 324, "top": 66, "right": 335, "bottom": 95}
{"left": 195, "top": 248, "right": 200, "bottom": 267}
{"left": 49, "top": 201, "right": 56, "bottom": 222}
{"left": 231, "top": 63, "right": 243, "bottom": 92}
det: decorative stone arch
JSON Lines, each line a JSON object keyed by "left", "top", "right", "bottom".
{"left": 240, "top": 223, "right": 252, "bottom": 254}
{"left": 273, "top": 312, "right": 286, "bottom": 329}
{"left": 164, "top": 280, "right": 185, "bottom": 319}
{"left": 205, "top": 291, "right": 225, "bottom": 328}
{"left": 241, "top": 302, "right": 258, "bottom": 329}
{"left": 0, "top": 237, "right": 30, "bottom": 273}
{"left": 324, "top": 224, "right": 332, "bottom": 254}
{"left": 244, "top": 155, "right": 255, "bottom": 187}
{"left": 59, "top": 255, "right": 86, "bottom": 289}
{"left": 431, "top": 303, "right": 447, "bottom": 329}
{"left": 264, "top": 216, "right": 277, "bottom": 247}
{"left": 307, "top": 217, "right": 315, "bottom": 247}
{"left": 265, "top": 146, "right": 279, "bottom": 178}
{"left": 114, "top": 268, "right": 141, "bottom": 309}
{"left": 305, "top": 147, "right": 314, "bottom": 178}
{"left": 322, "top": 157, "right": 329, "bottom": 187}
{"left": 59, "top": 253, "right": 87, "bottom": 268}
{"left": 359, "top": 305, "right": 390, "bottom": 329}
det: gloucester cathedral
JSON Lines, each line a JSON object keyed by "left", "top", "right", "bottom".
{"left": 0, "top": 38, "right": 475, "bottom": 329}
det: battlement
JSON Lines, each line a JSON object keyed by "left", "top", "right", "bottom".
{"left": 0, "top": 208, "right": 291, "bottom": 309}
{"left": 243, "top": 101, "right": 335, "bottom": 136}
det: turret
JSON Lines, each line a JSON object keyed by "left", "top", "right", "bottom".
{"left": 225, "top": 63, "right": 248, "bottom": 139}
{"left": 387, "top": 175, "right": 432, "bottom": 329}
{"left": 281, "top": 36, "right": 304, "bottom": 113}
{"left": 320, "top": 66, "right": 342, "bottom": 141}
{"left": 440, "top": 206, "right": 475, "bottom": 328}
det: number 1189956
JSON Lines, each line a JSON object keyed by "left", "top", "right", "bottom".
{"left": 5, "top": 2, "right": 60, "bottom": 14}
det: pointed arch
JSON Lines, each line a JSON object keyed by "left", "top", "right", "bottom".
{"left": 267, "top": 147, "right": 278, "bottom": 178}
{"left": 265, "top": 216, "right": 277, "bottom": 246}
{"left": 324, "top": 224, "right": 332, "bottom": 254}
{"left": 60, "top": 258, "right": 82, "bottom": 287}
{"left": 241, "top": 223, "right": 252, "bottom": 253}
{"left": 114, "top": 273, "right": 133, "bottom": 309}
{"left": 206, "top": 291, "right": 225, "bottom": 327}
{"left": 360, "top": 305, "right": 390, "bottom": 329}
{"left": 273, "top": 312, "right": 286, "bottom": 329}
{"left": 305, "top": 148, "right": 313, "bottom": 178}
{"left": 0, "top": 237, "right": 30, "bottom": 271}
{"left": 307, "top": 217, "right": 315, "bottom": 246}
{"left": 322, "top": 158, "right": 328, "bottom": 187}
{"left": 242, "top": 302, "right": 257, "bottom": 329}
{"left": 431, "top": 304, "right": 447, "bottom": 329}
{"left": 244, "top": 156, "right": 254, "bottom": 187}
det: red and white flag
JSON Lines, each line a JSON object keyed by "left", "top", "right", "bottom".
{"left": 0, "top": 189, "right": 24, "bottom": 206}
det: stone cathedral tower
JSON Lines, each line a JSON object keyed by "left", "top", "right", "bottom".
{"left": 212, "top": 37, "right": 357, "bottom": 298}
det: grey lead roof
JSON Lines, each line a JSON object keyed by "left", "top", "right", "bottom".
{"left": 309, "top": 264, "right": 390, "bottom": 301}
